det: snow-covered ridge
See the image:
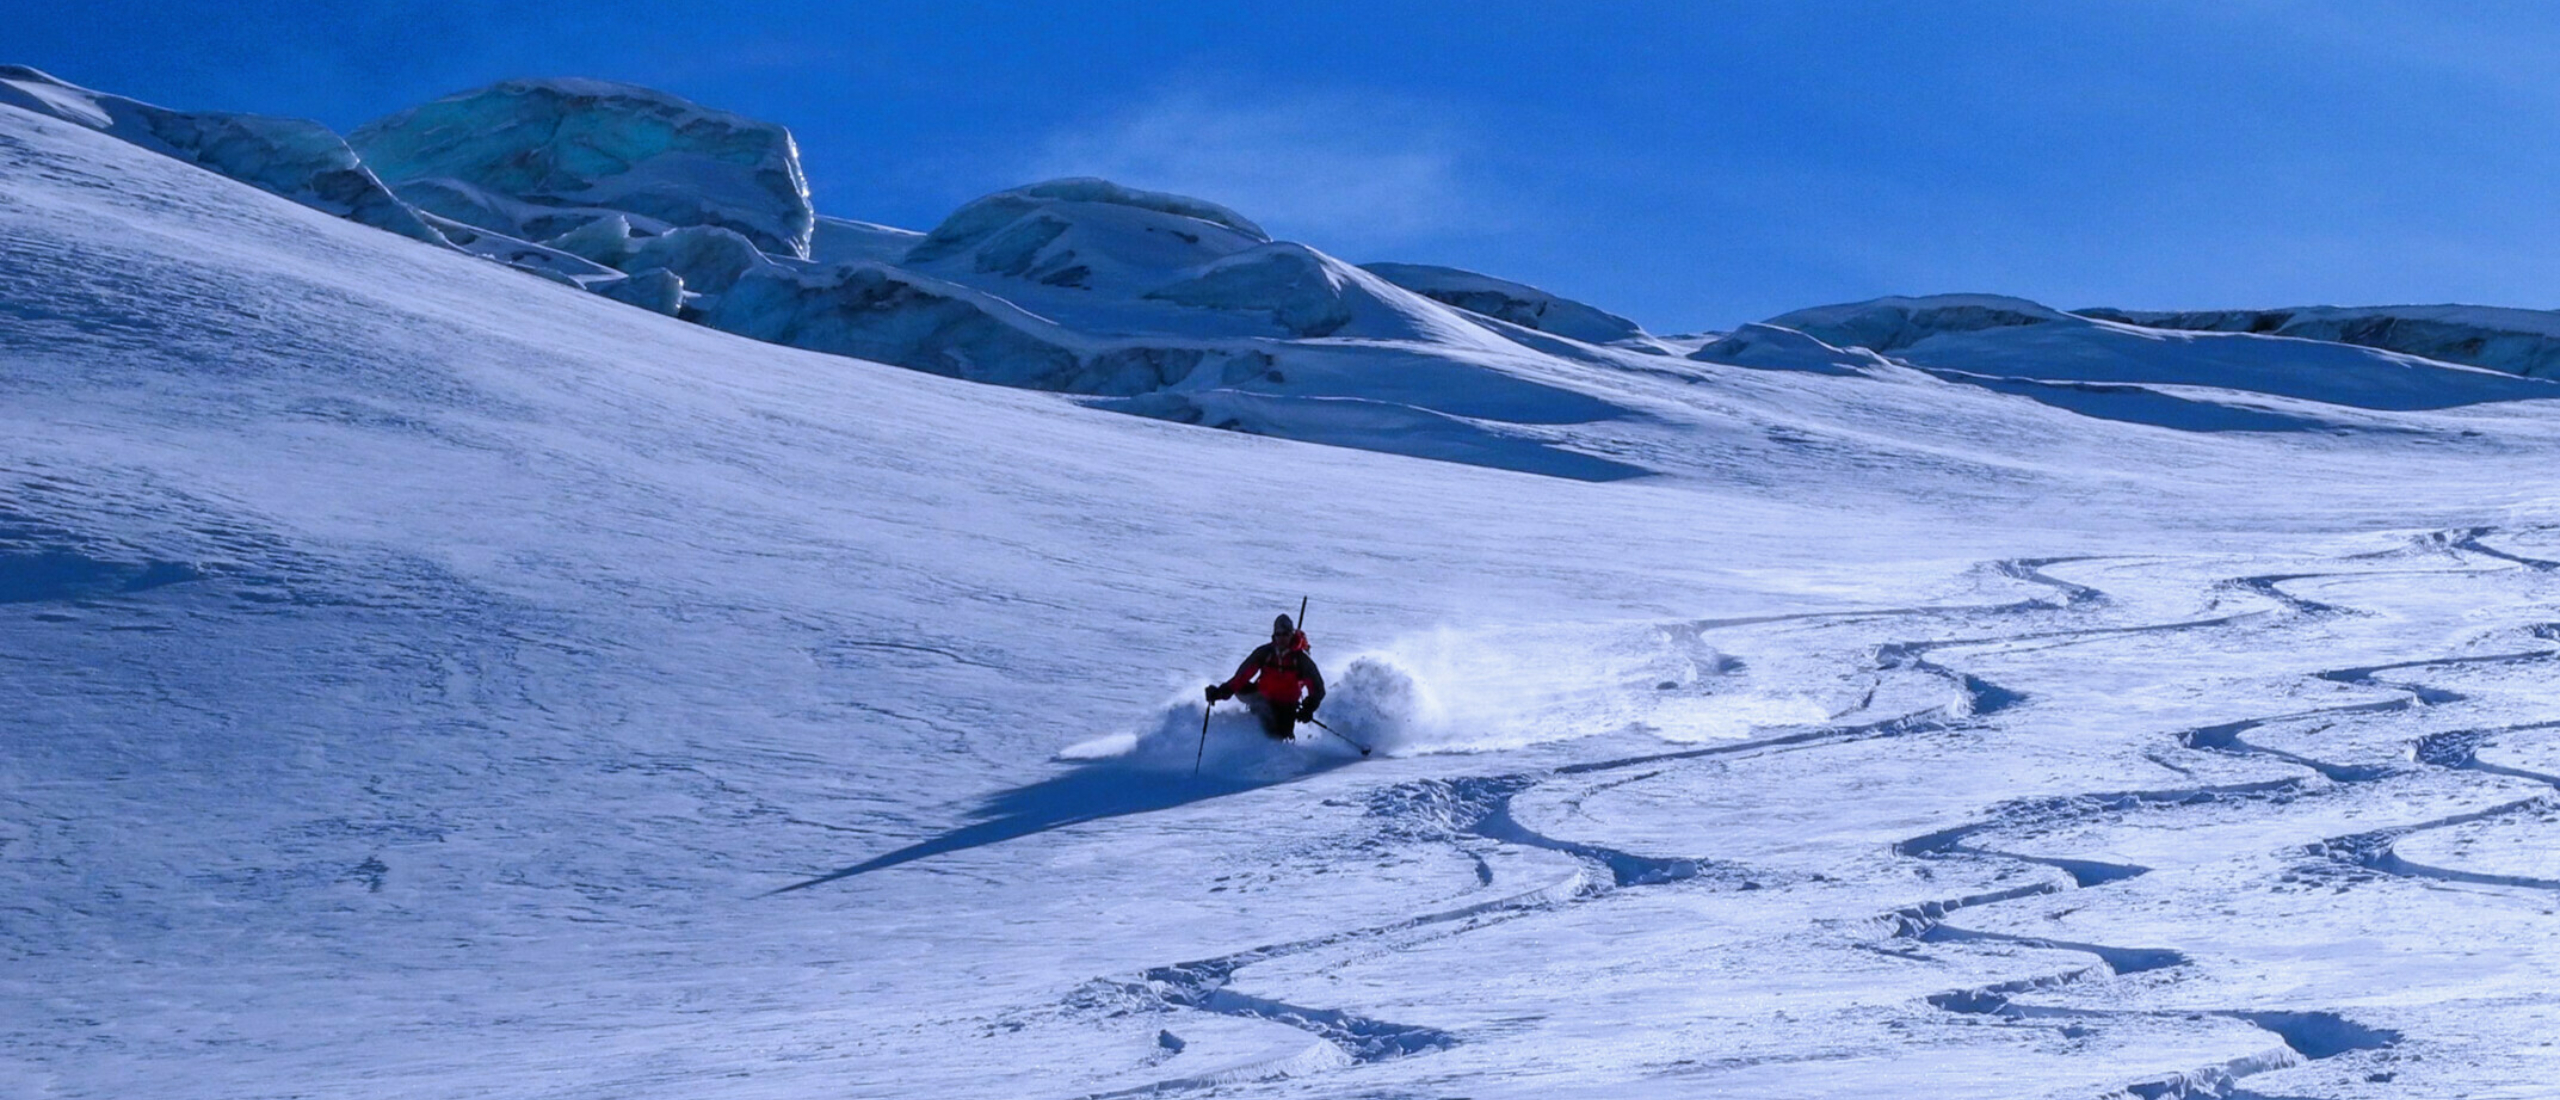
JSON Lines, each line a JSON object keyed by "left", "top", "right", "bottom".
{"left": 2078, "top": 304, "right": 2560, "bottom": 380}
{"left": 1763, "top": 294, "right": 2078, "bottom": 353}
{"left": 0, "top": 69, "right": 1648, "bottom": 476}
{"left": 1359, "top": 262, "right": 1649, "bottom": 346}
{"left": 0, "top": 66, "right": 443, "bottom": 246}
{"left": 13, "top": 66, "right": 2560, "bottom": 481}
{"left": 1745, "top": 293, "right": 2560, "bottom": 414}
{"left": 1687, "top": 322, "right": 1905, "bottom": 378}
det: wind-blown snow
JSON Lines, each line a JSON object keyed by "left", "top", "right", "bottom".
{"left": 12, "top": 80, "right": 2560, "bottom": 1100}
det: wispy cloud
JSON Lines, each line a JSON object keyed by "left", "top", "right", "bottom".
{"left": 1023, "top": 85, "right": 1497, "bottom": 251}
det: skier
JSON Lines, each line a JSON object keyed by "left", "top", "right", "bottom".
{"left": 1205, "top": 613, "right": 1326, "bottom": 740}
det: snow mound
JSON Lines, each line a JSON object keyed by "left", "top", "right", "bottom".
{"left": 1012, "top": 177, "right": 1267, "bottom": 238}
{"left": 903, "top": 177, "right": 1273, "bottom": 294}
{"left": 1764, "top": 294, "right": 2077, "bottom": 353}
{"left": 1361, "top": 262, "right": 1646, "bottom": 345}
{"left": 903, "top": 179, "right": 1481, "bottom": 343}
{"left": 1768, "top": 294, "right": 2560, "bottom": 411}
{"left": 2080, "top": 304, "right": 2560, "bottom": 380}
{"left": 1145, "top": 243, "right": 1366, "bottom": 338}
{"left": 695, "top": 261, "right": 1269, "bottom": 394}
{"left": 348, "top": 78, "right": 815, "bottom": 258}
{"left": 0, "top": 65, "right": 444, "bottom": 246}
{"left": 1690, "top": 322, "right": 1903, "bottom": 377}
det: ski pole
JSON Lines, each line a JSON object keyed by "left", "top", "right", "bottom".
{"left": 1290, "top": 596, "right": 1368, "bottom": 755}
{"left": 1193, "top": 703, "right": 1213, "bottom": 777}
{"left": 1306, "top": 716, "right": 1371, "bottom": 757}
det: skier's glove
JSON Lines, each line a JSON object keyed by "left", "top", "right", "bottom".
{"left": 1296, "top": 700, "right": 1318, "bottom": 722}
{"left": 1205, "top": 684, "right": 1232, "bottom": 703}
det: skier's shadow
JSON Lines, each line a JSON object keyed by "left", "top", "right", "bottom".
{"left": 765, "top": 749, "right": 1350, "bottom": 895}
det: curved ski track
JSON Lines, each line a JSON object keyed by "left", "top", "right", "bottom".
{"left": 819, "top": 531, "right": 2560, "bottom": 1097}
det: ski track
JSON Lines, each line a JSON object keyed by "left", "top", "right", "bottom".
{"left": 2429, "top": 525, "right": 2560, "bottom": 573}
{"left": 2221, "top": 573, "right": 2357, "bottom": 617}
{"left": 826, "top": 543, "right": 2556, "bottom": 1097}
{"left": 1894, "top": 550, "right": 2559, "bottom": 1097}
{"left": 1037, "top": 554, "right": 2225, "bottom": 1095}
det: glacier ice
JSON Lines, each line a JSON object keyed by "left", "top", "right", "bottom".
{"left": 348, "top": 78, "right": 815, "bottom": 258}
{"left": 24, "top": 61, "right": 2560, "bottom": 476}
{"left": 701, "top": 261, "right": 1188, "bottom": 394}
{"left": 540, "top": 213, "right": 782, "bottom": 296}
{"left": 1769, "top": 294, "right": 2560, "bottom": 411}
{"left": 907, "top": 177, "right": 1267, "bottom": 253}
{"left": 1144, "top": 243, "right": 1358, "bottom": 338}
{"left": 809, "top": 216, "right": 925, "bottom": 265}
{"left": 1690, "top": 322, "right": 1901, "bottom": 377}
{"left": 622, "top": 225, "right": 778, "bottom": 296}
{"left": 1362, "top": 262, "right": 1647, "bottom": 345}
{"left": 2079, "top": 304, "right": 2560, "bottom": 380}
{"left": 0, "top": 69, "right": 1656, "bottom": 469}
{"left": 418, "top": 213, "right": 622, "bottom": 287}
{"left": 1764, "top": 294, "right": 2077, "bottom": 354}
{"left": 899, "top": 178, "right": 1506, "bottom": 345}
{"left": 546, "top": 213, "right": 640, "bottom": 267}
{"left": 0, "top": 65, "right": 444, "bottom": 246}
{"left": 596, "top": 268, "right": 685, "bottom": 315}
{"left": 903, "top": 177, "right": 1273, "bottom": 295}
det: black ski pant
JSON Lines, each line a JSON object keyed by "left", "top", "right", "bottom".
{"left": 1240, "top": 693, "right": 1296, "bottom": 739}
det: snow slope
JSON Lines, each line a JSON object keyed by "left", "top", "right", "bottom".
{"left": 9, "top": 88, "right": 2560, "bottom": 1100}
{"left": 0, "top": 65, "right": 444, "bottom": 246}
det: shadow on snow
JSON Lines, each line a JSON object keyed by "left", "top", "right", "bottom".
{"left": 766, "top": 747, "right": 1357, "bottom": 895}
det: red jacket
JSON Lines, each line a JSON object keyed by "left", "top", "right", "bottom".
{"left": 1224, "top": 632, "right": 1326, "bottom": 707}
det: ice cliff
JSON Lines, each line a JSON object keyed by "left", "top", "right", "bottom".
{"left": 348, "top": 78, "right": 815, "bottom": 258}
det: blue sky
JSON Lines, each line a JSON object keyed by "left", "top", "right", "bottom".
{"left": 18, "top": 1, "right": 2560, "bottom": 331}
